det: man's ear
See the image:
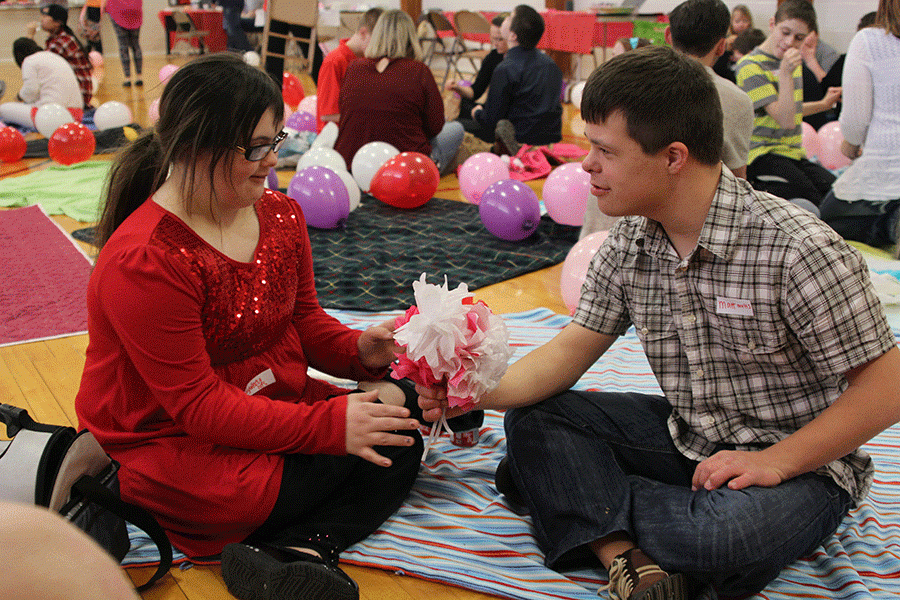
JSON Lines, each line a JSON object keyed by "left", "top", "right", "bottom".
{"left": 714, "top": 37, "right": 726, "bottom": 57}
{"left": 769, "top": 16, "right": 776, "bottom": 31}
{"left": 664, "top": 25, "right": 672, "bottom": 46}
{"left": 666, "top": 142, "right": 690, "bottom": 173}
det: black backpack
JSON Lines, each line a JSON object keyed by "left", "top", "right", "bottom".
{"left": 0, "top": 403, "right": 172, "bottom": 591}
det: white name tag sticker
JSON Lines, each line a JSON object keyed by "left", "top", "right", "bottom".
{"left": 716, "top": 297, "right": 754, "bottom": 317}
{"left": 245, "top": 369, "right": 275, "bottom": 395}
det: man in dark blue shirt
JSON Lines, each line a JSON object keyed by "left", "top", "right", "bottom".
{"left": 464, "top": 5, "right": 563, "bottom": 153}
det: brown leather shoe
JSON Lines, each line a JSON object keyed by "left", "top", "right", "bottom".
{"left": 602, "top": 548, "right": 693, "bottom": 600}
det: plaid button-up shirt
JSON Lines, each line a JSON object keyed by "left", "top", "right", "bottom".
{"left": 46, "top": 30, "right": 93, "bottom": 108}
{"left": 574, "top": 169, "right": 895, "bottom": 505}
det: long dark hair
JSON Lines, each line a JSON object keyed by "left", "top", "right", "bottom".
{"left": 95, "top": 53, "right": 284, "bottom": 249}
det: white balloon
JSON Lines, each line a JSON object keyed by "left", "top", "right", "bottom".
{"left": 33, "top": 103, "right": 74, "bottom": 138}
{"left": 351, "top": 141, "right": 399, "bottom": 192}
{"left": 296, "top": 147, "right": 347, "bottom": 174}
{"left": 93, "top": 101, "right": 132, "bottom": 130}
{"left": 311, "top": 122, "right": 338, "bottom": 150}
{"left": 570, "top": 81, "right": 586, "bottom": 111}
{"left": 333, "top": 168, "right": 361, "bottom": 212}
{"left": 243, "top": 51, "right": 261, "bottom": 66}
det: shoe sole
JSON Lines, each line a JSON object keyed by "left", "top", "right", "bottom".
{"left": 221, "top": 544, "right": 359, "bottom": 600}
{"left": 632, "top": 572, "right": 693, "bottom": 600}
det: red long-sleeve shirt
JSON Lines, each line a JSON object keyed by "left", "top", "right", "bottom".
{"left": 334, "top": 57, "right": 444, "bottom": 167}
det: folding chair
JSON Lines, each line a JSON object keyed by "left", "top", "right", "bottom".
{"left": 419, "top": 10, "right": 464, "bottom": 87}
{"left": 451, "top": 11, "right": 491, "bottom": 80}
{"left": 261, "top": 0, "right": 319, "bottom": 76}
{"left": 169, "top": 11, "right": 210, "bottom": 56}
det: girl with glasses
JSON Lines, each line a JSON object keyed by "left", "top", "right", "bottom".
{"left": 76, "top": 53, "right": 423, "bottom": 600}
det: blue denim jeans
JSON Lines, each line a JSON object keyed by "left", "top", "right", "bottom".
{"left": 504, "top": 391, "right": 852, "bottom": 598}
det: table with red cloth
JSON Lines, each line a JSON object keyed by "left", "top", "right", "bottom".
{"left": 157, "top": 9, "right": 227, "bottom": 54}
{"left": 441, "top": 10, "right": 663, "bottom": 58}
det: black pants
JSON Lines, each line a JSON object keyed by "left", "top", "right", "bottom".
{"left": 747, "top": 153, "right": 836, "bottom": 205}
{"left": 263, "top": 20, "right": 324, "bottom": 87}
{"left": 245, "top": 390, "right": 422, "bottom": 552}
{"left": 820, "top": 190, "right": 900, "bottom": 248}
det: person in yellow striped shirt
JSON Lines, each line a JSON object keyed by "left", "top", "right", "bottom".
{"left": 736, "top": 0, "right": 841, "bottom": 206}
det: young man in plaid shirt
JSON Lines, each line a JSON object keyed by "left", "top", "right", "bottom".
{"left": 419, "top": 45, "right": 900, "bottom": 600}
{"left": 28, "top": 3, "right": 93, "bottom": 108}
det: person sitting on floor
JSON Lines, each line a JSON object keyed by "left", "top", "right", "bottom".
{"left": 316, "top": 7, "right": 384, "bottom": 132}
{"left": 462, "top": 5, "right": 563, "bottom": 156}
{"left": 419, "top": 44, "right": 900, "bottom": 600}
{"left": 75, "top": 53, "right": 425, "bottom": 600}
{"left": 819, "top": 0, "right": 900, "bottom": 257}
{"left": 800, "top": 24, "right": 843, "bottom": 130}
{"left": 334, "top": 9, "right": 464, "bottom": 175}
{"left": 27, "top": 3, "right": 93, "bottom": 109}
{"left": 668, "top": 0, "right": 754, "bottom": 180}
{"left": 0, "top": 37, "right": 83, "bottom": 129}
{"left": 446, "top": 13, "right": 509, "bottom": 124}
{"left": 736, "top": 0, "right": 842, "bottom": 206}
{"left": 730, "top": 27, "right": 765, "bottom": 63}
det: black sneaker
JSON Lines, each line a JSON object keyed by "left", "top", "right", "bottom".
{"left": 135, "top": 79, "right": 143, "bottom": 86}
{"left": 221, "top": 543, "right": 359, "bottom": 600}
{"left": 122, "top": 80, "right": 132, "bottom": 87}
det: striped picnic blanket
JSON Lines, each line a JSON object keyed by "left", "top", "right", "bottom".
{"left": 123, "top": 308, "right": 900, "bottom": 600}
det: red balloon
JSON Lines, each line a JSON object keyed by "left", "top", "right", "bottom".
{"left": 47, "top": 123, "right": 96, "bottom": 165}
{"left": 282, "top": 72, "right": 305, "bottom": 108}
{"left": 0, "top": 126, "right": 27, "bottom": 163}
{"left": 369, "top": 152, "right": 439, "bottom": 209}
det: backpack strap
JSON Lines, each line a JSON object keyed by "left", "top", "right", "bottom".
{"left": 71, "top": 474, "right": 174, "bottom": 592}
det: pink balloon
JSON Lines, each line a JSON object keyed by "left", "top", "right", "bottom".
{"left": 459, "top": 152, "right": 510, "bottom": 204}
{"left": 159, "top": 64, "right": 178, "bottom": 83}
{"left": 542, "top": 162, "right": 590, "bottom": 226}
{"left": 801, "top": 121, "right": 821, "bottom": 160}
{"left": 148, "top": 98, "right": 160, "bottom": 123}
{"left": 817, "top": 121, "right": 852, "bottom": 170}
{"left": 560, "top": 231, "right": 609, "bottom": 314}
{"left": 478, "top": 179, "right": 541, "bottom": 241}
{"left": 297, "top": 95, "right": 317, "bottom": 116}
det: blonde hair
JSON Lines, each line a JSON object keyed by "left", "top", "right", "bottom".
{"left": 877, "top": 0, "right": 900, "bottom": 37}
{"left": 728, "top": 4, "right": 753, "bottom": 36}
{"left": 364, "top": 9, "right": 423, "bottom": 61}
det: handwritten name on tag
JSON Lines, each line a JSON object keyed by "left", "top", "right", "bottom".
{"left": 245, "top": 369, "right": 275, "bottom": 395}
{"left": 716, "top": 297, "right": 754, "bottom": 317}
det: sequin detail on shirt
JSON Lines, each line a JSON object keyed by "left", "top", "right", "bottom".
{"left": 150, "top": 190, "right": 304, "bottom": 364}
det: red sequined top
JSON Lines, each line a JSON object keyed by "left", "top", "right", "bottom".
{"left": 75, "top": 190, "right": 385, "bottom": 557}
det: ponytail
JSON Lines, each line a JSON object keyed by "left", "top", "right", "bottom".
{"left": 95, "top": 132, "right": 166, "bottom": 249}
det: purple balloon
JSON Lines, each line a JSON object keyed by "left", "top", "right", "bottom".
{"left": 479, "top": 179, "right": 541, "bottom": 241}
{"left": 287, "top": 166, "right": 350, "bottom": 229}
{"left": 285, "top": 110, "right": 316, "bottom": 132}
{"left": 267, "top": 167, "right": 278, "bottom": 190}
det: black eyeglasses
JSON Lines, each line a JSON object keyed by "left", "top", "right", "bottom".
{"left": 235, "top": 130, "right": 288, "bottom": 161}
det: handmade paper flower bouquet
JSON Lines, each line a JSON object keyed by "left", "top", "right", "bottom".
{"left": 391, "top": 274, "right": 513, "bottom": 456}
